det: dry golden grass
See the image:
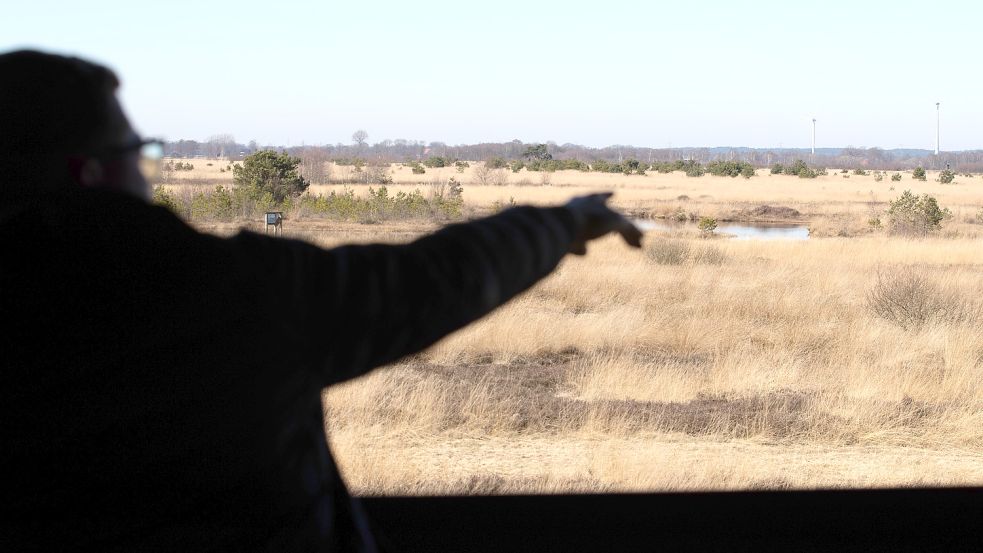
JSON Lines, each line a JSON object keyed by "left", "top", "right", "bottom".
{"left": 314, "top": 232, "right": 983, "bottom": 495}
{"left": 183, "top": 161, "right": 983, "bottom": 494}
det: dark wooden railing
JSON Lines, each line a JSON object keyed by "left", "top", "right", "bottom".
{"left": 362, "top": 487, "right": 982, "bottom": 552}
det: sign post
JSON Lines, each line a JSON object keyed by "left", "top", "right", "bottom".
{"left": 265, "top": 211, "right": 283, "bottom": 236}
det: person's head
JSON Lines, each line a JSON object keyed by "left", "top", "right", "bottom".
{"left": 0, "top": 50, "right": 151, "bottom": 201}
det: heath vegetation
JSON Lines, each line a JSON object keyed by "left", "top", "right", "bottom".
{"left": 156, "top": 158, "right": 983, "bottom": 494}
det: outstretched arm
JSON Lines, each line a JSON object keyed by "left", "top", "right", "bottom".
{"left": 235, "top": 194, "right": 641, "bottom": 386}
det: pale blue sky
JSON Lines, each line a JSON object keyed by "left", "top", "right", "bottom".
{"left": 4, "top": 0, "right": 980, "bottom": 150}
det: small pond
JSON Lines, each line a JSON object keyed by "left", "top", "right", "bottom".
{"left": 635, "top": 220, "right": 810, "bottom": 241}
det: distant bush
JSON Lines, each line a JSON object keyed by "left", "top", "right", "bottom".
{"left": 491, "top": 196, "right": 517, "bottom": 212}
{"left": 886, "top": 190, "right": 951, "bottom": 235}
{"left": 785, "top": 159, "right": 808, "bottom": 175}
{"left": 697, "top": 216, "right": 718, "bottom": 237}
{"left": 189, "top": 185, "right": 237, "bottom": 221}
{"left": 622, "top": 158, "right": 643, "bottom": 175}
{"left": 297, "top": 186, "right": 463, "bottom": 222}
{"left": 485, "top": 157, "right": 508, "bottom": 169}
{"left": 797, "top": 167, "right": 817, "bottom": 179}
{"left": 410, "top": 162, "right": 426, "bottom": 174}
{"left": 646, "top": 237, "right": 691, "bottom": 265}
{"left": 938, "top": 169, "right": 955, "bottom": 184}
{"left": 233, "top": 150, "right": 307, "bottom": 203}
{"left": 590, "top": 159, "right": 613, "bottom": 173}
{"left": 152, "top": 185, "right": 180, "bottom": 213}
{"left": 769, "top": 159, "right": 817, "bottom": 178}
{"left": 510, "top": 160, "right": 525, "bottom": 173}
{"left": 555, "top": 159, "right": 589, "bottom": 171}
{"left": 891, "top": 173, "right": 903, "bottom": 181}
{"left": 975, "top": 208, "right": 983, "bottom": 224}
{"left": 164, "top": 160, "right": 195, "bottom": 172}
{"left": 570, "top": 159, "right": 591, "bottom": 172}
{"left": 653, "top": 160, "right": 685, "bottom": 173}
{"left": 853, "top": 168, "right": 868, "bottom": 176}
{"left": 683, "top": 160, "right": 704, "bottom": 177}
{"left": 706, "top": 160, "right": 755, "bottom": 178}
{"left": 454, "top": 161, "right": 470, "bottom": 173}
{"left": 523, "top": 159, "right": 556, "bottom": 172}
{"left": 157, "top": 185, "right": 274, "bottom": 222}
{"left": 423, "top": 156, "right": 448, "bottom": 168}
{"left": 912, "top": 167, "right": 927, "bottom": 181}
{"left": 874, "top": 173, "right": 884, "bottom": 182}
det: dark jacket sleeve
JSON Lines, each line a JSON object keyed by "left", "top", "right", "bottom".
{"left": 229, "top": 206, "right": 579, "bottom": 386}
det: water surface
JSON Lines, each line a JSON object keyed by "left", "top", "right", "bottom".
{"left": 636, "top": 220, "right": 809, "bottom": 241}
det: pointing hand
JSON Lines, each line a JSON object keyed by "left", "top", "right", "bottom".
{"left": 564, "top": 193, "right": 643, "bottom": 256}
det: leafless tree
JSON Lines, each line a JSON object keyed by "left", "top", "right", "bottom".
{"left": 352, "top": 129, "right": 368, "bottom": 148}
{"left": 206, "top": 134, "right": 237, "bottom": 159}
{"left": 297, "top": 147, "right": 332, "bottom": 185}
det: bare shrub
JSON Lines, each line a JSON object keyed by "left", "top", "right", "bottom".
{"left": 865, "top": 268, "right": 964, "bottom": 330}
{"left": 474, "top": 165, "right": 509, "bottom": 186}
{"left": 365, "top": 164, "right": 392, "bottom": 185}
{"left": 428, "top": 179, "right": 448, "bottom": 203}
{"left": 645, "top": 237, "right": 691, "bottom": 265}
{"left": 473, "top": 163, "right": 492, "bottom": 185}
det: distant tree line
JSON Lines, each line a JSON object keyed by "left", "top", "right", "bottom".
{"left": 163, "top": 136, "right": 983, "bottom": 172}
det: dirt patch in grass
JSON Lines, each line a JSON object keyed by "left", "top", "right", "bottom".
{"left": 587, "top": 390, "right": 832, "bottom": 439}
{"left": 342, "top": 354, "right": 952, "bottom": 444}
{"left": 414, "top": 355, "right": 588, "bottom": 433}
{"left": 397, "top": 359, "right": 839, "bottom": 439}
{"left": 732, "top": 205, "right": 802, "bottom": 222}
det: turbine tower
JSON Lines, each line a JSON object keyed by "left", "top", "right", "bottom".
{"left": 935, "top": 102, "right": 940, "bottom": 155}
{"left": 812, "top": 118, "right": 817, "bottom": 155}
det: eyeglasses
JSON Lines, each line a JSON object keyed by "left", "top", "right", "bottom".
{"left": 103, "top": 137, "right": 165, "bottom": 181}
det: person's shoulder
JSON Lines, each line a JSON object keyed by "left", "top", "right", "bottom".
{"left": 3, "top": 188, "right": 226, "bottom": 262}
{"left": 2, "top": 187, "right": 189, "bottom": 230}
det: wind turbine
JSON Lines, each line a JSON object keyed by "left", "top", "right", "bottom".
{"left": 812, "top": 118, "right": 817, "bottom": 156}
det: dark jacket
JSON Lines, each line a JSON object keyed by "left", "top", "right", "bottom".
{"left": 1, "top": 188, "right": 578, "bottom": 551}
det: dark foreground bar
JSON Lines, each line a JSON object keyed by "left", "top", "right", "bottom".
{"left": 362, "top": 487, "right": 982, "bottom": 552}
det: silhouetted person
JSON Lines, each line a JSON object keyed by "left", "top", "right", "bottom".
{"left": 0, "top": 50, "right": 642, "bottom": 552}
